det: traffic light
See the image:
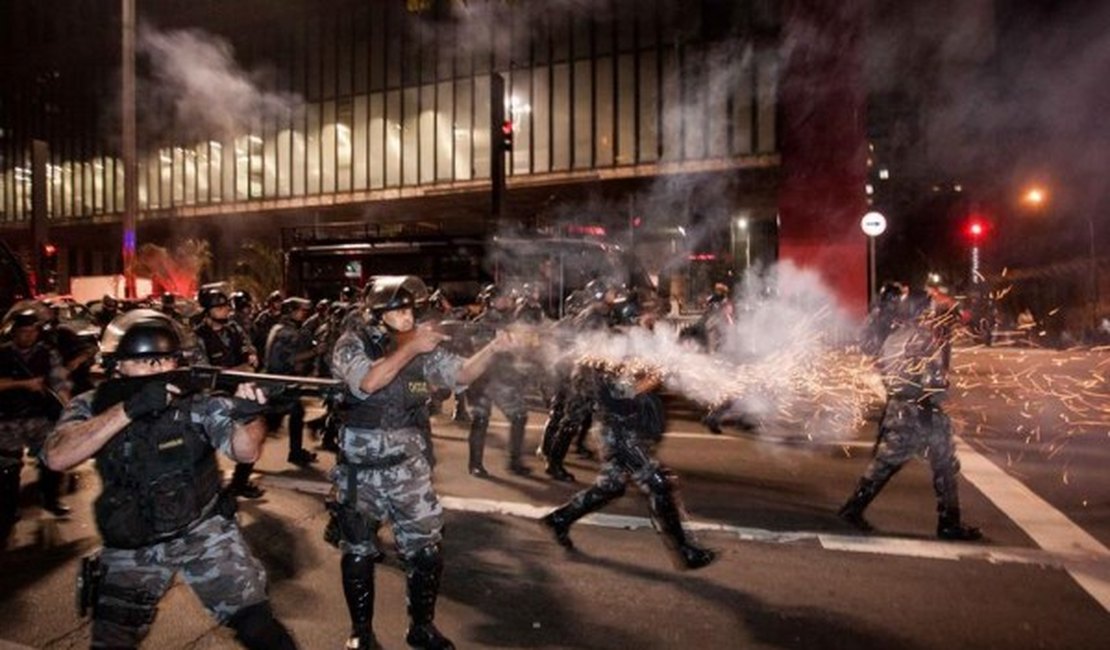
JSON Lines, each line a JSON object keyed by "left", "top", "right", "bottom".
{"left": 501, "top": 119, "right": 514, "bottom": 152}
{"left": 965, "top": 216, "right": 989, "bottom": 244}
{"left": 39, "top": 242, "right": 59, "bottom": 293}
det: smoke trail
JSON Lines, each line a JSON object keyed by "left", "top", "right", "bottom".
{"left": 138, "top": 25, "right": 298, "bottom": 141}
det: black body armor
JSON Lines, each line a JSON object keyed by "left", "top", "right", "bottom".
{"left": 342, "top": 327, "right": 430, "bottom": 430}
{"left": 0, "top": 343, "right": 56, "bottom": 419}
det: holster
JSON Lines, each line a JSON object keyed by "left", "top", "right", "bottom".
{"left": 76, "top": 551, "right": 105, "bottom": 618}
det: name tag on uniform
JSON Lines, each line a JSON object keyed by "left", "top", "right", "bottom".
{"left": 408, "top": 381, "right": 428, "bottom": 395}
{"left": 158, "top": 438, "right": 185, "bottom": 451}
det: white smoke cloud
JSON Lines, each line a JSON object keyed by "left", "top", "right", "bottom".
{"left": 139, "top": 25, "right": 298, "bottom": 140}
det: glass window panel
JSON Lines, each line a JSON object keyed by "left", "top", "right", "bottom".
{"left": 160, "top": 148, "right": 174, "bottom": 207}
{"left": 115, "top": 158, "right": 124, "bottom": 211}
{"left": 369, "top": 93, "right": 385, "bottom": 188}
{"left": 473, "top": 75, "right": 490, "bottom": 179}
{"left": 453, "top": 80, "right": 472, "bottom": 181}
{"left": 595, "top": 56, "right": 614, "bottom": 167}
{"left": 435, "top": 81, "right": 453, "bottom": 182}
{"left": 756, "top": 50, "right": 777, "bottom": 153}
{"left": 222, "top": 135, "right": 236, "bottom": 201}
{"left": 323, "top": 17, "right": 337, "bottom": 99}
{"left": 337, "top": 98, "right": 353, "bottom": 191}
{"left": 277, "top": 127, "right": 292, "bottom": 196}
{"left": 183, "top": 147, "right": 196, "bottom": 205}
{"left": 683, "top": 50, "right": 707, "bottom": 161}
{"left": 144, "top": 157, "right": 157, "bottom": 209}
{"left": 210, "top": 140, "right": 224, "bottom": 202}
{"left": 403, "top": 87, "right": 419, "bottom": 186}
{"left": 194, "top": 145, "right": 208, "bottom": 203}
{"left": 509, "top": 73, "right": 531, "bottom": 175}
{"left": 639, "top": 51, "right": 659, "bottom": 162}
{"left": 419, "top": 85, "right": 435, "bottom": 184}
{"left": 660, "top": 53, "right": 681, "bottom": 161}
{"left": 386, "top": 9, "right": 401, "bottom": 87}
{"left": 573, "top": 60, "right": 591, "bottom": 169}
{"left": 306, "top": 104, "right": 321, "bottom": 194}
{"left": 369, "top": 4, "right": 385, "bottom": 91}
{"left": 264, "top": 130, "right": 278, "bottom": 197}
{"left": 93, "top": 157, "right": 106, "bottom": 212}
{"left": 532, "top": 66, "right": 550, "bottom": 173}
{"left": 249, "top": 132, "right": 264, "bottom": 198}
{"left": 732, "top": 48, "right": 753, "bottom": 155}
{"left": 337, "top": 16, "right": 353, "bottom": 97}
{"left": 322, "top": 102, "right": 336, "bottom": 192}
{"left": 172, "top": 147, "right": 184, "bottom": 205}
{"left": 707, "top": 49, "right": 730, "bottom": 159}
{"left": 437, "top": 25, "right": 454, "bottom": 81}
{"left": 233, "top": 138, "right": 249, "bottom": 200}
{"left": 386, "top": 90, "right": 401, "bottom": 186}
{"left": 353, "top": 95, "right": 369, "bottom": 189}
{"left": 534, "top": 12, "right": 550, "bottom": 65}
{"left": 307, "top": 17, "right": 322, "bottom": 100}
{"left": 552, "top": 63, "right": 570, "bottom": 170}
{"left": 354, "top": 31, "right": 369, "bottom": 95}
{"left": 617, "top": 54, "right": 635, "bottom": 165}
{"left": 291, "top": 110, "right": 306, "bottom": 196}
{"left": 83, "top": 161, "right": 94, "bottom": 214}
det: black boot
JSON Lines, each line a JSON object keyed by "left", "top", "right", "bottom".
{"left": 837, "top": 477, "right": 885, "bottom": 532}
{"left": 1, "top": 456, "right": 21, "bottom": 537}
{"left": 544, "top": 422, "right": 577, "bottom": 482}
{"left": 342, "top": 554, "right": 380, "bottom": 649}
{"left": 540, "top": 485, "right": 621, "bottom": 550}
{"left": 506, "top": 416, "right": 531, "bottom": 475}
{"left": 452, "top": 394, "right": 469, "bottom": 423}
{"left": 467, "top": 415, "right": 490, "bottom": 478}
{"left": 405, "top": 545, "right": 455, "bottom": 650}
{"left": 39, "top": 465, "right": 70, "bottom": 517}
{"left": 647, "top": 473, "right": 716, "bottom": 570}
{"left": 937, "top": 508, "right": 982, "bottom": 541}
{"left": 229, "top": 463, "right": 265, "bottom": 499}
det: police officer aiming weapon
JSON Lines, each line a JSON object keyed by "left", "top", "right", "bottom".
{"left": 43, "top": 309, "right": 299, "bottom": 648}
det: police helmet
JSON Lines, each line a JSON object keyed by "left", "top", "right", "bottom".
{"left": 102, "top": 295, "right": 119, "bottom": 311}
{"left": 198, "top": 288, "right": 231, "bottom": 311}
{"left": 878, "top": 282, "right": 905, "bottom": 305}
{"left": 583, "top": 279, "right": 609, "bottom": 302}
{"left": 610, "top": 297, "right": 642, "bottom": 326}
{"left": 281, "top": 297, "right": 313, "bottom": 315}
{"left": 161, "top": 293, "right": 176, "bottom": 306}
{"left": 266, "top": 290, "right": 284, "bottom": 305}
{"left": 339, "top": 286, "right": 357, "bottom": 302}
{"left": 477, "top": 283, "right": 500, "bottom": 305}
{"left": 315, "top": 298, "right": 330, "bottom": 311}
{"left": 99, "top": 309, "right": 183, "bottom": 371}
{"left": 10, "top": 308, "right": 41, "bottom": 329}
{"left": 230, "top": 291, "right": 253, "bottom": 311}
{"left": 363, "top": 276, "right": 429, "bottom": 314}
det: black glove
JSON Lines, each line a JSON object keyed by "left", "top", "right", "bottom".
{"left": 123, "top": 381, "right": 172, "bottom": 420}
{"left": 229, "top": 397, "right": 269, "bottom": 422}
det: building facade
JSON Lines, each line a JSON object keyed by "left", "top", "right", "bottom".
{"left": 0, "top": 0, "right": 866, "bottom": 312}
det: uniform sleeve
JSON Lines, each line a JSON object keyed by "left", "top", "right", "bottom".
{"left": 47, "top": 348, "right": 73, "bottom": 395}
{"left": 53, "top": 390, "right": 95, "bottom": 428}
{"left": 193, "top": 336, "right": 212, "bottom": 366}
{"left": 191, "top": 395, "right": 238, "bottom": 457}
{"left": 422, "top": 347, "right": 463, "bottom": 391}
{"left": 332, "top": 330, "right": 374, "bottom": 399}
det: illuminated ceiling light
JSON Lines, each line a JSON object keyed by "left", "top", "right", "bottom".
{"left": 878, "top": 168, "right": 889, "bottom": 179}
{"left": 954, "top": 184, "right": 963, "bottom": 192}
{"left": 865, "top": 184, "right": 874, "bottom": 195}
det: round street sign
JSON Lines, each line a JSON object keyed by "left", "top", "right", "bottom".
{"left": 861, "top": 211, "right": 887, "bottom": 237}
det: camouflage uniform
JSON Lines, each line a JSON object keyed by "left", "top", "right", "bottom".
{"left": 541, "top": 362, "right": 715, "bottom": 569}
{"left": 329, "top": 320, "right": 462, "bottom": 649}
{"left": 265, "top": 316, "right": 316, "bottom": 461}
{"left": 49, "top": 391, "right": 289, "bottom": 648}
{"left": 839, "top": 314, "right": 981, "bottom": 540}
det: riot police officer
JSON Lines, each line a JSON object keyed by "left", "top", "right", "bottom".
{"left": 92, "top": 295, "right": 121, "bottom": 328}
{"left": 859, "top": 281, "right": 905, "bottom": 357}
{"left": 329, "top": 275, "right": 510, "bottom": 650}
{"left": 540, "top": 300, "right": 716, "bottom": 570}
{"left": 837, "top": 289, "right": 982, "bottom": 541}
{"left": 43, "top": 310, "right": 298, "bottom": 649}
{"left": 303, "top": 298, "right": 330, "bottom": 336}
{"left": 0, "top": 308, "right": 73, "bottom": 531}
{"left": 464, "top": 284, "right": 531, "bottom": 477}
{"left": 251, "top": 290, "right": 284, "bottom": 356}
{"left": 265, "top": 297, "right": 319, "bottom": 466}
{"left": 231, "top": 291, "right": 255, "bottom": 334}
{"left": 195, "top": 288, "right": 265, "bottom": 499}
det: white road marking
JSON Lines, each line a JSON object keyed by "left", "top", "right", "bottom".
{"left": 261, "top": 476, "right": 1101, "bottom": 578}
{"left": 955, "top": 437, "right": 1110, "bottom": 612}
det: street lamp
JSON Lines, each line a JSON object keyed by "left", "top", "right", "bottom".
{"left": 860, "top": 211, "right": 888, "bottom": 305}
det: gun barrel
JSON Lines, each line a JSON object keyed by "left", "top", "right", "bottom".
{"left": 198, "top": 366, "right": 342, "bottom": 391}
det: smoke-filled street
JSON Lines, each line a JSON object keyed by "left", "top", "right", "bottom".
{"left": 1, "top": 344, "right": 1105, "bottom": 649}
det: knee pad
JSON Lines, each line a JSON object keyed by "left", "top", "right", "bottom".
{"left": 643, "top": 468, "right": 675, "bottom": 496}
{"left": 594, "top": 477, "right": 627, "bottom": 499}
{"left": 406, "top": 543, "right": 442, "bottom": 571}
{"left": 94, "top": 583, "right": 158, "bottom": 630}
{"left": 228, "top": 602, "right": 296, "bottom": 650}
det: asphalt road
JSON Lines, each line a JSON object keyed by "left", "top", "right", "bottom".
{"left": 0, "top": 346, "right": 1107, "bottom": 649}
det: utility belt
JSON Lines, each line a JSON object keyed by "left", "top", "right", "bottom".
{"left": 323, "top": 451, "right": 408, "bottom": 551}
{"left": 342, "top": 405, "right": 425, "bottom": 430}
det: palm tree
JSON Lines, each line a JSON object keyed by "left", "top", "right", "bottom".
{"left": 229, "top": 240, "right": 284, "bottom": 301}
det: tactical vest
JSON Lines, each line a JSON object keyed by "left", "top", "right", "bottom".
{"left": 343, "top": 328, "right": 431, "bottom": 430}
{"left": 0, "top": 343, "right": 55, "bottom": 419}
{"left": 195, "top": 322, "right": 249, "bottom": 369}
{"left": 92, "top": 402, "right": 222, "bottom": 549}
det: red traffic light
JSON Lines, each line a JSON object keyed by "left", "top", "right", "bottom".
{"left": 965, "top": 217, "right": 989, "bottom": 242}
{"left": 500, "top": 120, "right": 514, "bottom": 151}
{"left": 42, "top": 243, "right": 58, "bottom": 256}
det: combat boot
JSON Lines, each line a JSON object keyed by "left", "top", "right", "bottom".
{"left": 341, "top": 554, "right": 381, "bottom": 650}
{"left": 539, "top": 511, "right": 575, "bottom": 549}
{"left": 937, "top": 509, "right": 982, "bottom": 541}
{"left": 404, "top": 545, "right": 455, "bottom": 650}
{"left": 506, "top": 417, "right": 532, "bottom": 475}
{"left": 647, "top": 474, "right": 716, "bottom": 571}
{"left": 837, "top": 477, "right": 885, "bottom": 532}
{"left": 467, "top": 415, "right": 490, "bottom": 478}
{"left": 540, "top": 485, "right": 620, "bottom": 550}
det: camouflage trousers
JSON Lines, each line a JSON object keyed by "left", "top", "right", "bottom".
{"left": 92, "top": 513, "right": 269, "bottom": 648}
{"left": 330, "top": 426, "right": 443, "bottom": 559}
{"left": 864, "top": 399, "right": 961, "bottom": 513}
{"left": 0, "top": 417, "right": 52, "bottom": 459}
{"left": 467, "top": 373, "right": 527, "bottom": 422}
{"left": 593, "top": 425, "right": 663, "bottom": 494}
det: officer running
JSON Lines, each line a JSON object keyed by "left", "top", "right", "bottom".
{"left": 265, "top": 297, "right": 320, "bottom": 467}
{"left": 43, "top": 310, "right": 298, "bottom": 649}
{"left": 329, "top": 275, "right": 511, "bottom": 650}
